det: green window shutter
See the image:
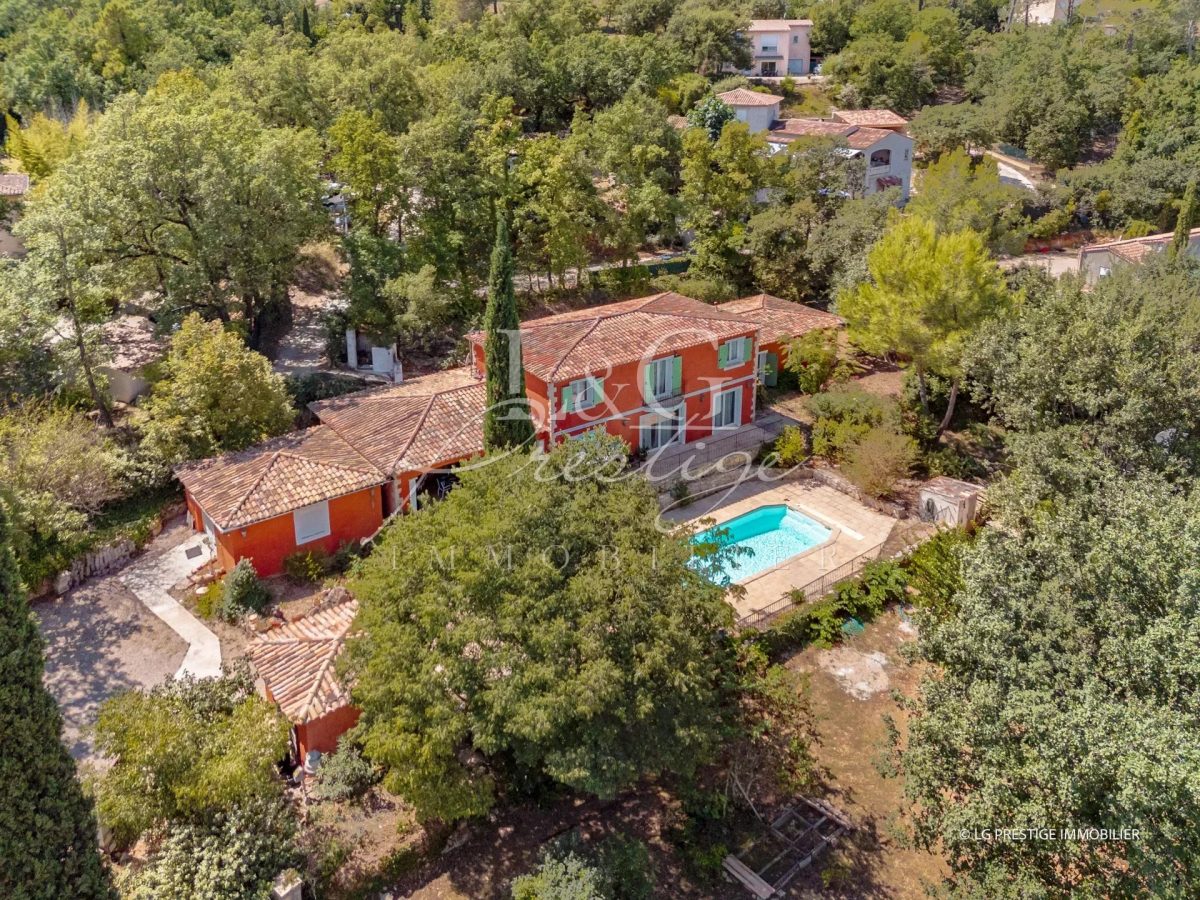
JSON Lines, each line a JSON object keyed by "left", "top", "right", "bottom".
{"left": 742, "top": 337, "right": 753, "bottom": 363}
{"left": 592, "top": 377, "right": 604, "bottom": 407}
{"left": 765, "top": 352, "right": 778, "bottom": 387}
{"left": 644, "top": 363, "right": 654, "bottom": 400}
{"left": 717, "top": 343, "right": 729, "bottom": 369}
{"left": 672, "top": 356, "right": 682, "bottom": 395}
{"left": 560, "top": 382, "right": 574, "bottom": 412}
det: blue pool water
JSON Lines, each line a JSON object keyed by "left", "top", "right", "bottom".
{"left": 693, "top": 505, "right": 831, "bottom": 583}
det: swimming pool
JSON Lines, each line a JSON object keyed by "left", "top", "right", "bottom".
{"left": 693, "top": 505, "right": 832, "bottom": 583}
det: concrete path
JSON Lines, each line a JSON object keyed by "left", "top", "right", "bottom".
{"left": 119, "top": 532, "right": 221, "bottom": 679}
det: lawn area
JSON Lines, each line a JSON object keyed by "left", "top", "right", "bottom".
{"left": 781, "top": 84, "right": 833, "bottom": 119}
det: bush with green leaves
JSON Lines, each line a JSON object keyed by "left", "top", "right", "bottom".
{"left": 903, "top": 527, "right": 972, "bottom": 617}
{"left": 94, "top": 671, "right": 289, "bottom": 849}
{"left": 772, "top": 426, "right": 809, "bottom": 467}
{"left": 512, "top": 832, "right": 653, "bottom": 900}
{"left": 283, "top": 548, "right": 330, "bottom": 583}
{"left": 312, "top": 738, "right": 379, "bottom": 803}
{"left": 220, "top": 559, "right": 271, "bottom": 621}
{"left": 785, "top": 328, "right": 840, "bottom": 394}
{"left": 807, "top": 387, "right": 897, "bottom": 462}
{"left": 121, "top": 798, "right": 300, "bottom": 900}
{"left": 841, "top": 426, "right": 917, "bottom": 498}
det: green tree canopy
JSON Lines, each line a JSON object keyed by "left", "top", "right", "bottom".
{"left": 907, "top": 148, "right": 1029, "bottom": 256}
{"left": 482, "top": 215, "right": 536, "bottom": 450}
{"left": 838, "top": 214, "right": 1009, "bottom": 433}
{"left": 93, "top": 671, "right": 289, "bottom": 850}
{"left": 138, "top": 314, "right": 295, "bottom": 467}
{"left": 346, "top": 434, "right": 735, "bottom": 824}
{"left": 901, "top": 473, "right": 1200, "bottom": 897}
{"left": 0, "top": 505, "right": 115, "bottom": 900}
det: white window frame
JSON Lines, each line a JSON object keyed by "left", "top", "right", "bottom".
{"left": 640, "top": 403, "right": 684, "bottom": 451}
{"left": 572, "top": 376, "right": 598, "bottom": 409}
{"left": 293, "top": 500, "right": 331, "bottom": 545}
{"left": 1098, "top": 265, "right": 1111, "bottom": 278}
{"left": 650, "top": 356, "right": 673, "bottom": 399}
{"left": 724, "top": 337, "right": 748, "bottom": 367}
{"left": 712, "top": 387, "right": 741, "bottom": 430}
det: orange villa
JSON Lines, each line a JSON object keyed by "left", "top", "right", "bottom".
{"left": 178, "top": 292, "right": 842, "bottom": 576}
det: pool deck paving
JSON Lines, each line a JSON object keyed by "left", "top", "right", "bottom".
{"left": 665, "top": 476, "right": 898, "bottom": 620}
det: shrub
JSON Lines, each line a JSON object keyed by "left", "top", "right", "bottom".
{"left": 773, "top": 426, "right": 809, "bottom": 467}
{"left": 649, "top": 271, "right": 738, "bottom": 302}
{"left": 923, "top": 446, "right": 985, "bottom": 480}
{"left": 784, "top": 329, "right": 840, "bottom": 394}
{"left": 122, "top": 798, "right": 299, "bottom": 900}
{"left": 283, "top": 548, "right": 329, "bottom": 583}
{"left": 904, "top": 527, "right": 972, "bottom": 616}
{"left": 809, "top": 385, "right": 897, "bottom": 460}
{"left": 512, "top": 832, "right": 653, "bottom": 900}
{"left": 669, "top": 479, "right": 693, "bottom": 506}
{"left": 842, "top": 427, "right": 917, "bottom": 498}
{"left": 219, "top": 559, "right": 271, "bottom": 621}
{"left": 330, "top": 539, "right": 363, "bottom": 574}
{"left": 311, "top": 738, "right": 378, "bottom": 802}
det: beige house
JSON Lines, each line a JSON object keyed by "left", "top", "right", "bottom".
{"left": 739, "top": 19, "right": 813, "bottom": 78}
{"left": 1077, "top": 227, "right": 1200, "bottom": 285}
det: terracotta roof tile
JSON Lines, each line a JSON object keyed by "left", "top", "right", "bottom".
{"left": 249, "top": 599, "right": 357, "bottom": 723}
{"left": 719, "top": 294, "right": 843, "bottom": 345}
{"left": 176, "top": 427, "right": 385, "bottom": 531}
{"left": 467, "top": 293, "right": 759, "bottom": 382}
{"left": 311, "top": 367, "right": 489, "bottom": 475}
{"left": 1081, "top": 227, "right": 1200, "bottom": 264}
{"left": 831, "top": 109, "right": 908, "bottom": 129}
{"left": 717, "top": 88, "right": 784, "bottom": 107}
{"left": 769, "top": 119, "right": 855, "bottom": 140}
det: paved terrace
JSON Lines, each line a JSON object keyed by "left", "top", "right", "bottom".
{"left": 663, "top": 475, "right": 898, "bottom": 620}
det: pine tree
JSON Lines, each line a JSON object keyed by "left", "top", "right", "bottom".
{"left": 1172, "top": 177, "right": 1198, "bottom": 257}
{"left": 0, "top": 506, "right": 114, "bottom": 899}
{"left": 482, "top": 214, "right": 536, "bottom": 450}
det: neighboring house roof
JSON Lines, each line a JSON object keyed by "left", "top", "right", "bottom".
{"left": 831, "top": 109, "right": 908, "bottom": 129}
{"left": 0, "top": 173, "right": 30, "bottom": 196}
{"left": 768, "top": 119, "right": 903, "bottom": 151}
{"left": 176, "top": 427, "right": 385, "bottom": 531}
{"left": 468, "top": 292, "right": 759, "bottom": 383}
{"left": 747, "top": 18, "right": 812, "bottom": 31}
{"left": 717, "top": 88, "right": 784, "bottom": 107}
{"left": 667, "top": 114, "right": 689, "bottom": 130}
{"left": 310, "top": 367, "right": 488, "bottom": 476}
{"left": 100, "top": 315, "right": 166, "bottom": 373}
{"left": 249, "top": 598, "right": 357, "bottom": 724}
{"left": 718, "top": 294, "right": 843, "bottom": 346}
{"left": 1079, "top": 227, "right": 1200, "bottom": 265}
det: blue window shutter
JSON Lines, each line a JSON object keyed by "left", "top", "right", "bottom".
{"left": 561, "top": 382, "right": 574, "bottom": 412}
{"left": 718, "top": 343, "right": 728, "bottom": 369}
{"left": 672, "top": 356, "right": 682, "bottom": 395}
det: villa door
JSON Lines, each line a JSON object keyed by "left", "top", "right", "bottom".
{"left": 761, "top": 61, "right": 778, "bottom": 76}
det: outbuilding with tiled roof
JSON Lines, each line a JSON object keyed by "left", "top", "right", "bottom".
{"left": 177, "top": 427, "right": 388, "bottom": 576}
{"left": 249, "top": 595, "right": 360, "bottom": 763}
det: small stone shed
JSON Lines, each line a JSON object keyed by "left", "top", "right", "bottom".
{"left": 918, "top": 476, "right": 984, "bottom": 527}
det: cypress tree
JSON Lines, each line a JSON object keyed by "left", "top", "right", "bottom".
{"left": 0, "top": 506, "right": 114, "bottom": 899}
{"left": 1172, "top": 177, "right": 1198, "bottom": 257}
{"left": 482, "top": 214, "right": 536, "bottom": 450}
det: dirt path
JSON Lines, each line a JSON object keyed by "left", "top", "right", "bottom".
{"left": 274, "top": 285, "right": 332, "bottom": 375}
{"left": 785, "top": 609, "right": 948, "bottom": 897}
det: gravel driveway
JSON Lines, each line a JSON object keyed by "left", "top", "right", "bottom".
{"left": 35, "top": 522, "right": 194, "bottom": 761}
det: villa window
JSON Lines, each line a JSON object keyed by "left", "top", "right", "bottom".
{"left": 869, "top": 149, "right": 891, "bottom": 168}
{"left": 641, "top": 405, "right": 684, "bottom": 450}
{"left": 713, "top": 387, "right": 742, "bottom": 429}
{"left": 294, "top": 501, "right": 331, "bottom": 545}
{"left": 562, "top": 376, "right": 603, "bottom": 411}
{"left": 719, "top": 336, "right": 751, "bottom": 369}
{"left": 645, "top": 355, "right": 680, "bottom": 401}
